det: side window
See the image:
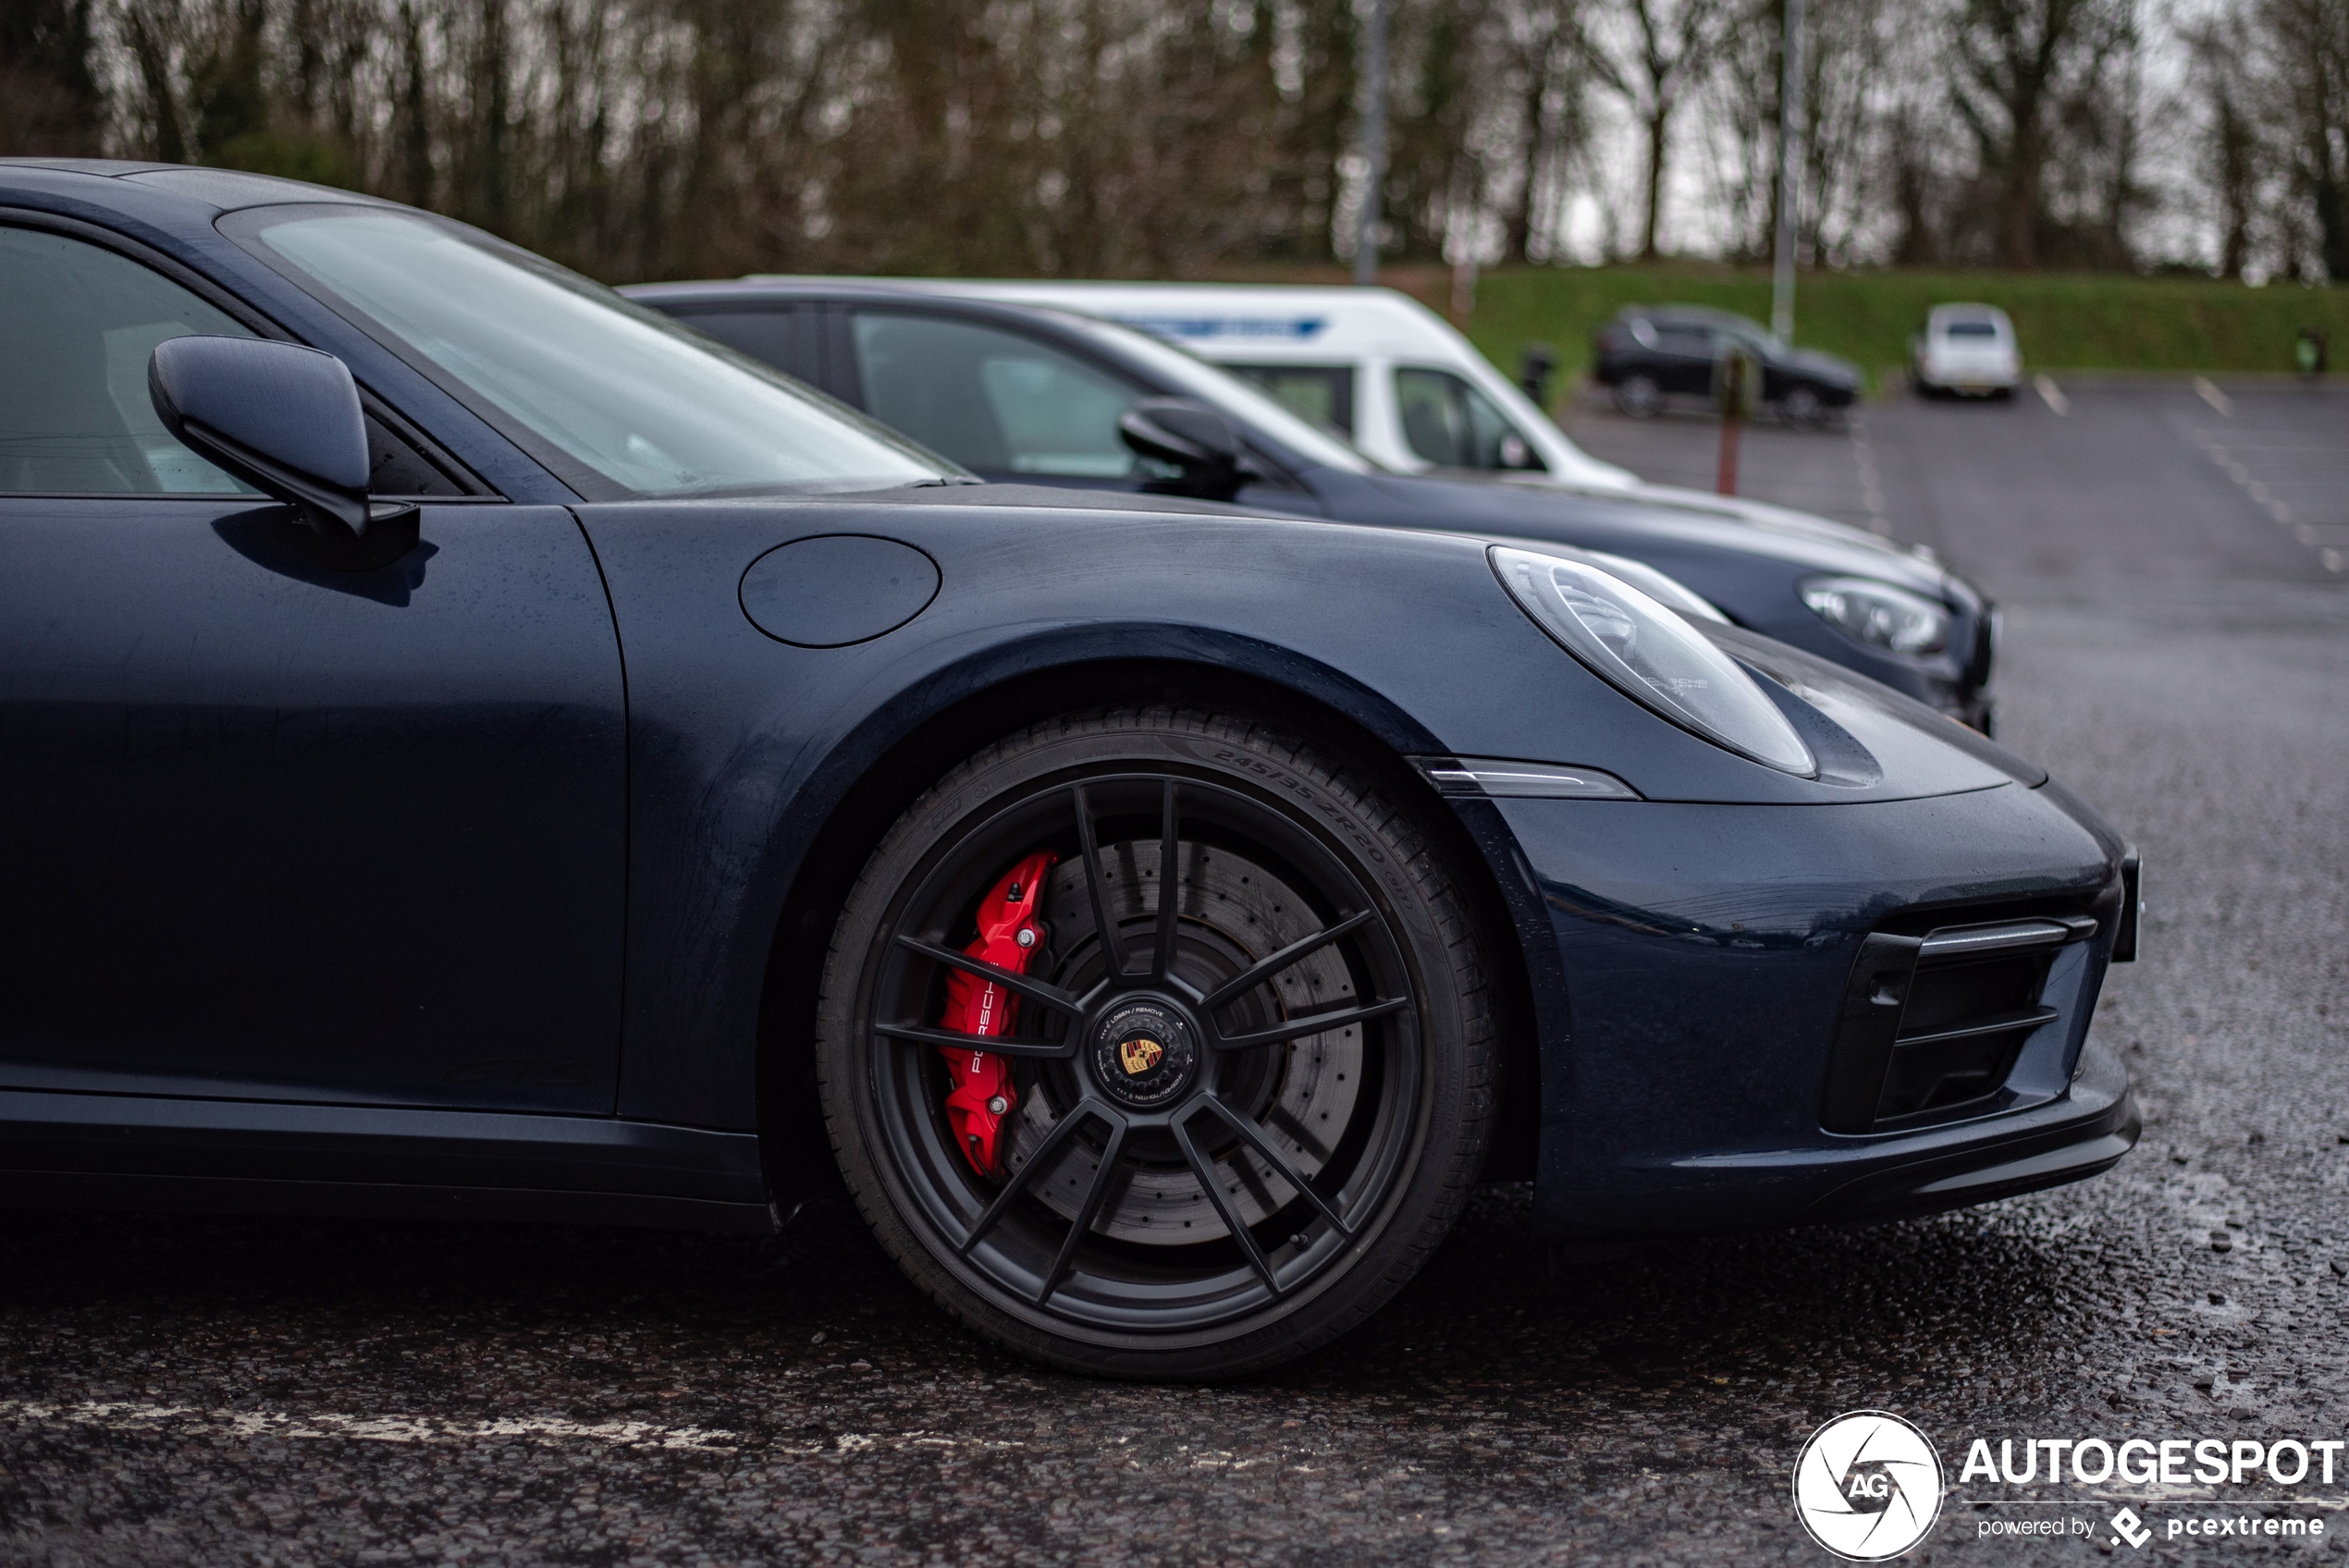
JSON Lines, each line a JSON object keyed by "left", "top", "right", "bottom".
{"left": 363, "top": 410, "right": 472, "bottom": 497}
{"left": 848, "top": 311, "right": 1142, "bottom": 477}
{"left": 1393, "top": 367, "right": 1545, "bottom": 472}
{"left": 665, "top": 307, "right": 816, "bottom": 383}
{"left": 1654, "top": 324, "right": 1713, "bottom": 358}
{"left": 0, "top": 227, "right": 260, "bottom": 496}
{"left": 1224, "top": 364, "right": 1355, "bottom": 435}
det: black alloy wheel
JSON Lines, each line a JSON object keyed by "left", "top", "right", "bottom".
{"left": 1780, "top": 384, "right": 1827, "bottom": 430}
{"left": 1613, "top": 373, "right": 1662, "bottom": 419}
{"left": 815, "top": 708, "right": 1496, "bottom": 1378}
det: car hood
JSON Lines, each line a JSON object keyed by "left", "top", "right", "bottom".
{"left": 1351, "top": 470, "right": 1959, "bottom": 602}
{"left": 1526, "top": 474, "right": 1930, "bottom": 556}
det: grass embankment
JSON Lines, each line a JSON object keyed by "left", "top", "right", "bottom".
{"left": 1446, "top": 264, "right": 2349, "bottom": 393}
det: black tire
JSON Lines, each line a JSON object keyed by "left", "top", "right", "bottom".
{"left": 814, "top": 707, "right": 1496, "bottom": 1379}
{"left": 1781, "top": 384, "right": 1827, "bottom": 429}
{"left": 1613, "top": 372, "right": 1662, "bottom": 418}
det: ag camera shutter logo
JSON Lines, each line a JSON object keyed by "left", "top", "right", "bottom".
{"left": 1793, "top": 1411, "right": 1946, "bottom": 1561}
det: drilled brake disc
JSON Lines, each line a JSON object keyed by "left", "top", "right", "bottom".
{"left": 1002, "top": 839, "right": 1365, "bottom": 1244}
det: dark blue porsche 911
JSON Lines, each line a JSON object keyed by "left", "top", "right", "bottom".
{"left": 0, "top": 162, "right": 2140, "bottom": 1378}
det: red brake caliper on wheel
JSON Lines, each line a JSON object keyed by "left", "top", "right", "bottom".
{"left": 937, "top": 851, "right": 1057, "bottom": 1178}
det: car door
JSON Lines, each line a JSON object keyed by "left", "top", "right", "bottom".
{"left": 1391, "top": 367, "right": 1545, "bottom": 472}
{"left": 1651, "top": 322, "right": 1717, "bottom": 395}
{"left": 831, "top": 306, "right": 1154, "bottom": 491}
{"left": 1721, "top": 325, "right": 1789, "bottom": 402}
{"left": 0, "top": 220, "right": 628, "bottom": 1113}
{"left": 827, "top": 305, "right": 1329, "bottom": 515}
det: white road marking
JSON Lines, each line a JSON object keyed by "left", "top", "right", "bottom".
{"left": 1848, "top": 416, "right": 1892, "bottom": 536}
{"left": 2034, "top": 374, "right": 2069, "bottom": 416}
{"left": 2181, "top": 420, "right": 2349, "bottom": 576}
{"left": 2194, "top": 376, "right": 2235, "bottom": 417}
{"left": 0, "top": 1399, "right": 1038, "bottom": 1460}
{"left": 0, "top": 1399, "right": 743, "bottom": 1451}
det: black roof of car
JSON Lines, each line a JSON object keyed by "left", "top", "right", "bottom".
{"left": 1608, "top": 304, "right": 1769, "bottom": 332}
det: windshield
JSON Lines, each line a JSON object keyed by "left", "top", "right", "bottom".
{"left": 235, "top": 209, "right": 957, "bottom": 498}
{"left": 1056, "top": 313, "right": 1377, "bottom": 473}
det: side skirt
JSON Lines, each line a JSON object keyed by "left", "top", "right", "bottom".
{"left": 0, "top": 1089, "right": 774, "bottom": 1234}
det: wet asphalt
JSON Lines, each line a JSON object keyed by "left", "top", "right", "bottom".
{"left": 4, "top": 379, "right": 2347, "bottom": 1565}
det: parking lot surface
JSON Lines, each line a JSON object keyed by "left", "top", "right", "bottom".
{"left": 5, "top": 381, "right": 2346, "bottom": 1565}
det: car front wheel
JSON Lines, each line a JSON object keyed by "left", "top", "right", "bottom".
{"left": 815, "top": 707, "right": 1497, "bottom": 1378}
{"left": 1781, "top": 384, "right": 1828, "bottom": 428}
{"left": 1613, "top": 372, "right": 1663, "bottom": 418}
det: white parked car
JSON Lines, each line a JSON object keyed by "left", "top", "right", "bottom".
{"left": 1912, "top": 304, "right": 2021, "bottom": 398}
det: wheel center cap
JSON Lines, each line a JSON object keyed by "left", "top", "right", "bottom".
{"left": 1090, "top": 999, "right": 1198, "bottom": 1109}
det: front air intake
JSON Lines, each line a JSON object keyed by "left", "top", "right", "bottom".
{"left": 1820, "top": 915, "right": 2097, "bottom": 1133}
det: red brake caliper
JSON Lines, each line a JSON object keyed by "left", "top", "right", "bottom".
{"left": 937, "top": 851, "right": 1058, "bottom": 1178}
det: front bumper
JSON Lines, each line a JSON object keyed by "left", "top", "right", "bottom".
{"left": 1471, "top": 784, "right": 2133, "bottom": 1240}
{"left": 1918, "top": 357, "right": 2021, "bottom": 393}
{"left": 1688, "top": 1039, "right": 2137, "bottom": 1230}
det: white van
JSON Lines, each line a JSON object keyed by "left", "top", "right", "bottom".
{"left": 789, "top": 279, "right": 1642, "bottom": 489}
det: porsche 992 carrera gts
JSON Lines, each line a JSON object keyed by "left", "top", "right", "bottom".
{"left": 0, "top": 162, "right": 2139, "bottom": 1378}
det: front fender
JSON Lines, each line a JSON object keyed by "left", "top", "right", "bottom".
{"left": 576, "top": 500, "right": 1496, "bottom": 1128}
{"left": 570, "top": 497, "right": 2034, "bottom": 1131}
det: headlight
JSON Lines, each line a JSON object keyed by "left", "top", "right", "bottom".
{"left": 1800, "top": 576, "right": 1950, "bottom": 655}
{"left": 1556, "top": 547, "right": 1728, "bottom": 624}
{"left": 1493, "top": 545, "right": 1816, "bottom": 776}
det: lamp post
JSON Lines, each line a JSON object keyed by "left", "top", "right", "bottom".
{"left": 1770, "top": 0, "right": 1803, "bottom": 342}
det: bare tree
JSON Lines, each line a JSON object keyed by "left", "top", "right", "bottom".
{"left": 1798, "top": 0, "right": 1895, "bottom": 263}
{"left": 1697, "top": 0, "right": 1775, "bottom": 261}
{"left": 2184, "top": 11, "right": 2263, "bottom": 278}
{"left": 43, "top": 0, "right": 2256, "bottom": 284}
{"left": 1879, "top": 4, "right": 1954, "bottom": 264}
{"left": 1948, "top": 0, "right": 2134, "bottom": 267}
{"left": 2258, "top": 0, "right": 2349, "bottom": 280}
{"left": 1, "top": 0, "right": 106, "bottom": 153}
{"left": 117, "top": 0, "right": 189, "bottom": 162}
{"left": 1694, "top": 0, "right": 1891, "bottom": 265}
{"left": 1487, "top": 0, "right": 1591, "bottom": 260}
{"left": 1585, "top": 0, "right": 1734, "bottom": 259}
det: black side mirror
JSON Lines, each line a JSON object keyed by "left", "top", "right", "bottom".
{"left": 1118, "top": 398, "right": 1261, "bottom": 503}
{"left": 150, "top": 337, "right": 418, "bottom": 566}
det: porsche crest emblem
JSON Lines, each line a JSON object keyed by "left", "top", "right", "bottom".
{"left": 1118, "top": 1035, "right": 1164, "bottom": 1075}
